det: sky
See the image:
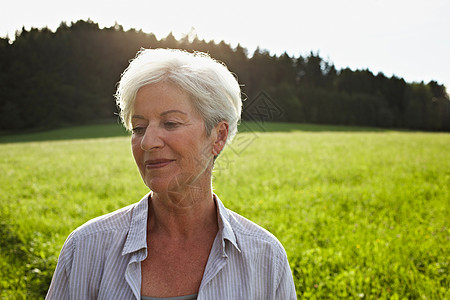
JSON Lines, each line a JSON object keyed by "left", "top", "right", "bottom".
{"left": 1, "top": 0, "right": 449, "bottom": 90}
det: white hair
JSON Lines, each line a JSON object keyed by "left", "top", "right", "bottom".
{"left": 115, "top": 48, "right": 242, "bottom": 143}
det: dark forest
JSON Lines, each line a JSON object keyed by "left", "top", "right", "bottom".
{"left": 1, "top": 19, "right": 448, "bottom": 132}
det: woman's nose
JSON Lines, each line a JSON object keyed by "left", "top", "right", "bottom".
{"left": 140, "top": 127, "right": 164, "bottom": 151}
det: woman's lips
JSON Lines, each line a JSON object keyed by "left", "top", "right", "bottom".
{"left": 145, "top": 159, "right": 175, "bottom": 169}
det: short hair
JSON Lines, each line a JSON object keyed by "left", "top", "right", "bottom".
{"left": 115, "top": 48, "right": 242, "bottom": 144}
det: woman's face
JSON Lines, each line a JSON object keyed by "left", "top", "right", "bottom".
{"left": 131, "top": 81, "right": 217, "bottom": 195}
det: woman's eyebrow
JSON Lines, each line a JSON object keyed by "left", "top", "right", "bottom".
{"left": 131, "top": 115, "right": 146, "bottom": 120}
{"left": 160, "top": 110, "right": 187, "bottom": 116}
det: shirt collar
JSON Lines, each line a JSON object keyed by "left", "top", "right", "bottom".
{"left": 121, "top": 192, "right": 241, "bottom": 256}
{"left": 214, "top": 194, "right": 241, "bottom": 255}
{"left": 122, "top": 192, "right": 150, "bottom": 256}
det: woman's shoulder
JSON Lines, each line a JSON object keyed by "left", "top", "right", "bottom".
{"left": 69, "top": 201, "right": 140, "bottom": 241}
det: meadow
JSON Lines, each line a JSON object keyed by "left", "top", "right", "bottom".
{"left": 0, "top": 122, "right": 449, "bottom": 299}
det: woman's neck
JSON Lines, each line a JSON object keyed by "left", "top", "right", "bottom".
{"left": 148, "top": 185, "right": 218, "bottom": 240}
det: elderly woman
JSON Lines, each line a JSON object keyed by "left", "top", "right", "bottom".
{"left": 46, "top": 49, "right": 296, "bottom": 299}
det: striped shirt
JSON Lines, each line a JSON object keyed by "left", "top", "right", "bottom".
{"left": 141, "top": 295, "right": 197, "bottom": 300}
{"left": 46, "top": 193, "right": 297, "bottom": 299}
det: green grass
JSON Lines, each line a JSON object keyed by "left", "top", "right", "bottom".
{"left": 1, "top": 122, "right": 449, "bottom": 299}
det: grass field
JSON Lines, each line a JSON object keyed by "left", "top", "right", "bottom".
{"left": 1, "top": 122, "right": 449, "bottom": 299}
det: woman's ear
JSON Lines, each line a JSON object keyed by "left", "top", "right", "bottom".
{"left": 212, "top": 121, "right": 229, "bottom": 156}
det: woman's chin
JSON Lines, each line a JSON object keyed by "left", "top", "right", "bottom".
{"left": 145, "top": 177, "right": 183, "bottom": 194}
{"left": 145, "top": 179, "right": 169, "bottom": 194}
{"left": 145, "top": 173, "right": 202, "bottom": 196}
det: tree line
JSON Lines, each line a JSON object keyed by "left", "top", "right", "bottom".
{"left": 1, "top": 19, "right": 449, "bottom": 131}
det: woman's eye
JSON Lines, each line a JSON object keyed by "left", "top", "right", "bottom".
{"left": 131, "top": 126, "right": 145, "bottom": 134}
{"left": 164, "top": 122, "right": 180, "bottom": 129}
